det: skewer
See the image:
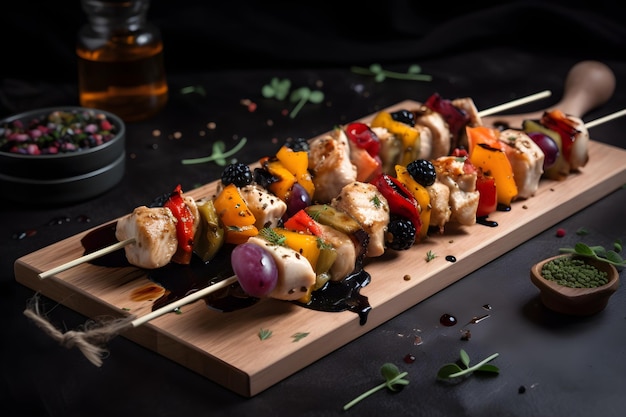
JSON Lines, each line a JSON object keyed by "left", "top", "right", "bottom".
{"left": 35, "top": 91, "right": 557, "bottom": 281}
{"left": 585, "top": 109, "right": 626, "bottom": 129}
{"left": 24, "top": 275, "right": 240, "bottom": 366}
{"left": 477, "top": 90, "right": 552, "bottom": 117}
{"left": 38, "top": 238, "right": 135, "bottom": 279}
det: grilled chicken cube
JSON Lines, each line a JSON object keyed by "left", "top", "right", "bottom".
{"left": 314, "top": 222, "right": 358, "bottom": 281}
{"left": 373, "top": 126, "right": 402, "bottom": 175}
{"left": 240, "top": 184, "right": 287, "bottom": 229}
{"left": 415, "top": 110, "right": 451, "bottom": 159}
{"left": 308, "top": 128, "right": 357, "bottom": 203}
{"left": 331, "top": 181, "right": 390, "bottom": 257}
{"left": 452, "top": 97, "right": 483, "bottom": 150}
{"left": 498, "top": 129, "right": 545, "bottom": 199}
{"left": 115, "top": 206, "right": 178, "bottom": 269}
{"left": 432, "top": 156, "right": 479, "bottom": 226}
{"left": 427, "top": 180, "right": 451, "bottom": 233}
{"left": 246, "top": 236, "right": 316, "bottom": 301}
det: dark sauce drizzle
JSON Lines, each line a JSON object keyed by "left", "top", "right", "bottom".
{"left": 80, "top": 223, "right": 372, "bottom": 325}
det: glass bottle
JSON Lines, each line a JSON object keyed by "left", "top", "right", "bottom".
{"left": 77, "top": 0, "right": 168, "bottom": 122}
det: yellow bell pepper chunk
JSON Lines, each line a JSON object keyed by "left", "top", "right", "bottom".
{"left": 262, "top": 157, "right": 298, "bottom": 201}
{"left": 275, "top": 145, "right": 315, "bottom": 198}
{"left": 213, "top": 183, "right": 258, "bottom": 244}
{"left": 466, "top": 126, "right": 518, "bottom": 207}
{"left": 271, "top": 227, "right": 321, "bottom": 271}
{"left": 370, "top": 111, "right": 421, "bottom": 166}
{"left": 394, "top": 164, "right": 431, "bottom": 239}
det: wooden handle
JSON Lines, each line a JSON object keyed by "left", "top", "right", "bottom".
{"left": 483, "top": 61, "right": 616, "bottom": 128}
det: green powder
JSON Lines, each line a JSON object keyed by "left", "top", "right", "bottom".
{"left": 541, "top": 257, "right": 609, "bottom": 288}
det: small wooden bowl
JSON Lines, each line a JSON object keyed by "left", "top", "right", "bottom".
{"left": 530, "top": 255, "right": 619, "bottom": 316}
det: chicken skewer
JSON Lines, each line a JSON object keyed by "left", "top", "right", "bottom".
{"left": 36, "top": 90, "right": 558, "bottom": 280}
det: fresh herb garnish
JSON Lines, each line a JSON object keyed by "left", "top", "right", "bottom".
{"left": 343, "top": 363, "right": 409, "bottom": 411}
{"left": 261, "top": 78, "right": 324, "bottom": 119}
{"left": 371, "top": 194, "right": 382, "bottom": 208}
{"left": 258, "top": 328, "right": 273, "bottom": 340}
{"left": 576, "top": 227, "right": 590, "bottom": 236}
{"left": 260, "top": 227, "right": 286, "bottom": 246}
{"left": 350, "top": 64, "right": 432, "bottom": 82}
{"left": 292, "top": 332, "right": 309, "bottom": 342}
{"left": 181, "top": 137, "right": 247, "bottom": 166}
{"left": 559, "top": 240, "right": 625, "bottom": 269}
{"left": 426, "top": 250, "right": 437, "bottom": 262}
{"left": 437, "top": 349, "right": 499, "bottom": 380}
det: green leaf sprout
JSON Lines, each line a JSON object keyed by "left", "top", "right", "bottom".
{"left": 261, "top": 78, "right": 324, "bottom": 119}
{"left": 181, "top": 137, "right": 247, "bottom": 166}
{"left": 351, "top": 63, "right": 433, "bottom": 82}
{"left": 437, "top": 349, "right": 500, "bottom": 380}
{"left": 559, "top": 240, "right": 626, "bottom": 269}
{"left": 343, "top": 363, "right": 409, "bottom": 411}
{"left": 289, "top": 87, "right": 324, "bottom": 119}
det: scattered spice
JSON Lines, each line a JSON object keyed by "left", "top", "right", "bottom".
{"left": 556, "top": 228, "right": 567, "bottom": 237}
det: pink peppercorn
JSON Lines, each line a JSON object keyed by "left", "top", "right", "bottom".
{"left": 556, "top": 228, "right": 566, "bottom": 237}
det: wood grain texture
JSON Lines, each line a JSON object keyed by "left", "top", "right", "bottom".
{"left": 14, "top": 101, "right": 626, "bottom": 397}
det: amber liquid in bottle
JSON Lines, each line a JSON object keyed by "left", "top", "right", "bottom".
{"left": 77, "top": 0, "right": 168, "bottom": 122}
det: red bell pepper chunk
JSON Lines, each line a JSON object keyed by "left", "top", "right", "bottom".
{"left": 283, "top": 209, "right": 322, "bottom": 236}
{"left": 371, "top": 173, "right": 421, "bottom": 233}
{"left": 475, "top": 173, "right": 497, "bottom": 218}
{"left": 163, "top": 184, "right": 195, "bottom": 265}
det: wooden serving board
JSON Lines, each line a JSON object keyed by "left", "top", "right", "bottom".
{"left": 14, "top": 100, "right": 626, "bottom": 397}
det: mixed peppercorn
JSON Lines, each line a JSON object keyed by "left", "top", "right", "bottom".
{"left": 0, "top": 109, "right": 118, "bottom": 155}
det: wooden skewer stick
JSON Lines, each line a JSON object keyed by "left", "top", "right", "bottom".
{"left": 24, "top": 275, "right": 240, "bottom": 367}
{"left": 38, "top": 238, "right": 135, "bottom": 279}
{"left": 483, "top": 60, "right": 616, "bottom": 128}
{"left": 130, "top": 275, "right": 239, "bottom": 327}
{"left": 585, "top": 109, "right": 626, "bottom": 129}
{"left": 477, "top": 90, "right": 552, "bottom": 117}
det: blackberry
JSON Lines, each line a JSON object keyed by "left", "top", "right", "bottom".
{"left": 221, "top": 162, "right": 253, "bottom": 187}
{"left": 285, "top": 137, "right": 310, "bottom": 152}
{"left": 385, "top": 215, "right": 416, "bottom": 251}
{"left": 390, "top": 109, "right": 416, "bottom": 127}
{"left": 407, "top": 159, "right": 437, "bottom": 186}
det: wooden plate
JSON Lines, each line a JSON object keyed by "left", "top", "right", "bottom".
{"left": 14, "top": 100, "right": 626, "bottom": 397}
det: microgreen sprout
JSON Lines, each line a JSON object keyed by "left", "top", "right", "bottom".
{"left": 261, "top": 78, "right": 291, "bottom": 100}
{"left": 343, "top": 363, "right": 409, "bottom": 411}
{"left": 426, "top": 250, "right": 437, "bottom": 262}
{"left": 181, "top": 137, "right": 247, "bottom": 166}
{"left": 437, "top": 349, "right": 500, "bottom": 380}
{"left": 350, "top": 64, "right": 433, "bottom": 82}
{"left": 559, "top": 240, "right": 625, "bottom": 270}
{"left": 261, "top": 78, "right": 324, "bottom": 118}
{"left": 288, "top": 87, "right": 324, "bottom": 119}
